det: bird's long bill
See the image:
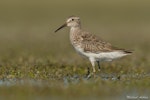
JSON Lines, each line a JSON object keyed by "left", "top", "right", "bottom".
{"left": 54, "top": 23, "right": 67, "bottom": 33}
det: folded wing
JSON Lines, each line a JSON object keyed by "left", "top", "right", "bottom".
{"left": 80, "top": 31, "right": 132, "bottom": 54}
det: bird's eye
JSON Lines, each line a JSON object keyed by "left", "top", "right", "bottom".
{"left": 71, "top": 19, "right": 74, "bottom": 21}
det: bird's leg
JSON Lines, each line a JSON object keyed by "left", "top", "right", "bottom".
{"left": 91, "top": 62, "right": 96, "bottom": 73}
{"left": 89, "top": 58, "right": 96, "bottom": 73}
{"left": 85, "top": 67, "right": 91, "bottom": 79}
{"left": 97, "top": 61, "right": 101, "bottom": 71}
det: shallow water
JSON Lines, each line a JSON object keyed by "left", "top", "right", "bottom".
{"left": 0, "top": 73, "right": 149, "bottom": 100}
{"left": 0, "top": 74, "right": 116, "bottom": 86}
{"left": 0, "top": 73, "right": 149, "bottom": 87}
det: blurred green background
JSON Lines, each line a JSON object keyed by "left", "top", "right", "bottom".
{"left": 0, "top": 0, "right": 150, "bottom": 58}
{"left": 0, "top": 0, "right": 150, "bottom": 100}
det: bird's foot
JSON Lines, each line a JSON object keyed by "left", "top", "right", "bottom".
{"left": 85, "top": 69, "right": 97, "bottom": 79}
{"left": 86, "top": 72, "right": 96, "bottom": 79}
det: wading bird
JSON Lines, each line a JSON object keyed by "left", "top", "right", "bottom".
{"left": 55, "top": 16, "right": 132, "bottom": 74}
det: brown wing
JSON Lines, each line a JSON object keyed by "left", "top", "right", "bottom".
{"left": 80, "top": 31, "right": 121, "bottom": 53}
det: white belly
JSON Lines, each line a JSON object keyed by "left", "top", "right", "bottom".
{"left": 74, "top": 46, "right": 128, "bottom": 62}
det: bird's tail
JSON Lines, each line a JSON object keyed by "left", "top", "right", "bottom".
{"left": 123, "top": 50, "right": 133, "bottom": 54}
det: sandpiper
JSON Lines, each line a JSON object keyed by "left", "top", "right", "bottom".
{"left": 55, "top": 16, "right": 132, "bottom": 73}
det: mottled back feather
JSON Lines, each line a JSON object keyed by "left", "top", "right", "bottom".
{"left": 78, "top": 30, "right": 131, "bottom": 54}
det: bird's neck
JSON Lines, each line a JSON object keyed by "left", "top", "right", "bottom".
{"left": 70, "top": 26, "right": 81, "bottom": 34}
{"left": 70, "top": 26, "right": 81, "bottom": 45}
